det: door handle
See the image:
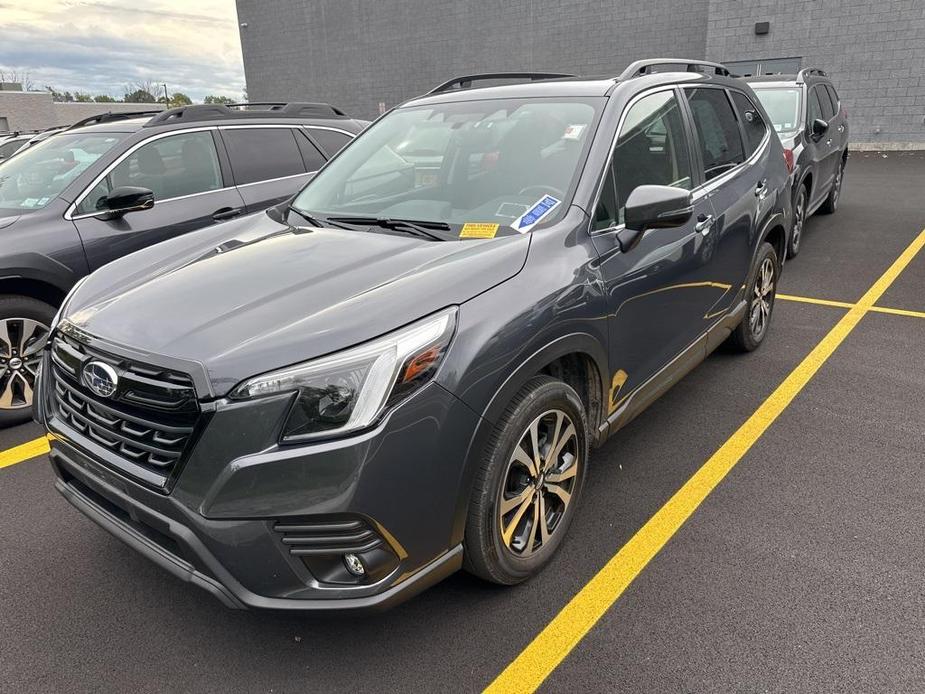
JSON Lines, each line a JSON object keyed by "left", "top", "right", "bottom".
{"left": 837, "top": 125, "right": 845, "bottom": 133}
{"left": 212, "top": 207, "right": 243, "bottom": 221}
{"left": 695, "top": 214, "right": 714, "bottom": 234}
{"left": 754, "top": 179, "right": 769, "bottom": 200}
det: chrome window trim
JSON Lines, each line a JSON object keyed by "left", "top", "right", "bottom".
{"left": 303, "top": 125, "right": 357, "bottom": 137}
{"left": 65, "top": 126, "right": 220, "bottom": 221}
{"left": 235, "top": 171, "right": 317, "bottom": 189}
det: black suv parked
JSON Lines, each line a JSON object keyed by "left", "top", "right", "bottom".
{"left": 38, "top": 60, "right": 791, "bottom": 611}
{"left": 747, "top": 68, "right": 849, "bottom": 258}
{"left": 0, "top": 103, "right": 365, "bottom": 424}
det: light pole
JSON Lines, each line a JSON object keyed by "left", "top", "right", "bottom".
{"left": 162, "top": 83, "right": 169, "bottom": 107}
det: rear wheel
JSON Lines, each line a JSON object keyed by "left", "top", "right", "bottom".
{"left": 818, "top": 157, "right": 845, "bottom": 214}
{"left": 464, "top": 376, "right": 588, "bottom": 585}
{"left": 729, "top": 242, "right": 778, "bottom": 352}
{"left": 0, "top": 295, "right": 55, "bottom": 428}
{"left": 787, "top": 184, "right": 808, "bottom": 259}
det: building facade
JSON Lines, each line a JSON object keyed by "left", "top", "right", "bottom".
{"left": 236, "top": 0, "right": 925, "bottom": 147}
{"left": 0, "top": 90, "right": 164, "bottom": 133}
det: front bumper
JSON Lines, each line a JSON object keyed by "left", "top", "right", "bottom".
{"left": 41, "top": 360, "right": 480, "bottom": 611}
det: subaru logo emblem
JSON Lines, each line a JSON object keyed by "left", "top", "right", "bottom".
{"left": 82, "top": 361, "right": 119, "bottom": 398}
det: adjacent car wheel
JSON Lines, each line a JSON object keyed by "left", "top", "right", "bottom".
{"left": 0, "top": 295, "right": 55, "bottom": 428}
{"left": 464, "top": 375, "right": 588, "bottom": 584}
{"left": 729, "top": 242, "right": 779, "bottom": 352}
{"left": 787, "top": 184, "right": 808, "bottom": 259}
{"left": 818, "top": 157, "right": 845, "bottom": 214}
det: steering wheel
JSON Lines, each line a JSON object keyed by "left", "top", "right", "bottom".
{"left": 518, "top": 185, "right": 566, "bottom": 200}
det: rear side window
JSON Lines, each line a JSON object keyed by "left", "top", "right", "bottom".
{"left": 685, "top": 88, "right": 745, "bottom": 181}
{"left": 308, "top": 128, "right": 352, "bottom": 157}
{"left": 222, "top": 128, "right": 306, "bottom": 185}
{"left": 807, "top": 87, "right": 825, "bottom": 126}
{"left": 76, "top": 131, "right": 222, "bottom": 214}
{"left": 730, "top": 91, "right": 768, "bottom": 156}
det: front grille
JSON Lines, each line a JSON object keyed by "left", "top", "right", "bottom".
{"left": 49, "top": 333, "right": 199, "bottom": 484}
{"left": 273, "top": 518, "right": 383, "bottom": 556}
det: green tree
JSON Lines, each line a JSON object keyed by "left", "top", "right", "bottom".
{"left": 94, "top": 95, "right": 117, "bottom": 103}
{"left": 169, "top": 92, "right": 192, "bottom": 107}
{"left": 203, "top": 95, "right": 235, "bottom": 105}
{"left": 124, "top": 89, "right": 156, "bottom": 103}
{"left": 73, "top": 92, "right": 93, "bottom": 102}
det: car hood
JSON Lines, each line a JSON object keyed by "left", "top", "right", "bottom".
{"left": 64, "top": 212, "right": 530, "bottom": 395}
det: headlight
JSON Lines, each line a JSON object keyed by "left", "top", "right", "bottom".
{"left": 230, "top": 307, "right": 457, "bottom": 442}
{"left": 50, "top": 276, "right": 90, "bottom": 332}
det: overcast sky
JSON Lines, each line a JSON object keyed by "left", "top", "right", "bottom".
{"left": 0, "top": 0, "right": 245, "bottom": 102}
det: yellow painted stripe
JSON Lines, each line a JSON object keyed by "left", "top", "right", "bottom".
{"left": 0, "top": 436, "right": 51, "bottom": 469}
{"left": 485, "top": 228, "right": 925, "bottom": 694}
{"left": 870, "top": 305, "right": 925, "bottom": 320}
{"left": 777, "top": 293, "right": 855, "bottom": 309}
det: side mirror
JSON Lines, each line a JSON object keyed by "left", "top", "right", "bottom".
{"left": 95, "top": 186, "right": 154, "bottom": 219}
{"left": 810, "top": 118, "right": 829, "bottom": 139}
{"left": 618, "top": 185, "right": 693, "bottom": 252}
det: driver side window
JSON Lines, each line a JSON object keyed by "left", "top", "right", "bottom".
{"left": 593, "top": 90, "right": 692, "bottom": 230}
{"left": 76, "top": 131, "right": 222, "bottom": 215}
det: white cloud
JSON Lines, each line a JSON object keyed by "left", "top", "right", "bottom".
{"left": 0, "top": 0, "right": 245, "bottom": 101}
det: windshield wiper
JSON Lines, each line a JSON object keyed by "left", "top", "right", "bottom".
{"left": 324, "top": 216, "right": 450, "bottom": 241}
{"left": 287, "top": 206, "right": 358, "bottom": 231}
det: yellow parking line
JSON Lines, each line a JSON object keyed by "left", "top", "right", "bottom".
{"left": 485, "top": 228, "right": 925, "bottom": 694}
{"left": 777, "top": 293, "right": 855, "bottom": 309}
{"left": 870, "top": 305, "right": 925, "bottom": 320}
{"left": 0, "top": 436, "right": 51, "bottom": 470}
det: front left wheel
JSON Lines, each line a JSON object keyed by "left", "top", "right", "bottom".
{"left": 0, "top": 295, "right": 55, "bottom": 428}
{"left": 464, "top": 376, "right": 588, "bottom": 585}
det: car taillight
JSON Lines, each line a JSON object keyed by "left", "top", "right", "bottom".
{"left": 782, "top": 148, "right": 794, "bottom": 174}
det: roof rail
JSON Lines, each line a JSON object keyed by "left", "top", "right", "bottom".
{"left": 618, "top": 59, "right": 730, "bottom": 80}
{"left": 68, "top": 110, "right": 163, "bottom": 130}
{"left": 796, "top": 67, "right": 827, "bottom": 81}
{"left": 426, "top": 72, "right": 576, "bottom": 95}
{"left": 144, "top": 102, "right": 347, "bottom": 126}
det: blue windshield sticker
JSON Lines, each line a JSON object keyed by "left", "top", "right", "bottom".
{"left": 512, "top": 195, "right": 561, "bottom": 233}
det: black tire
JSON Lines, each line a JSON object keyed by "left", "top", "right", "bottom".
{"left": 817, "top": 156, "right": 845, "bottom": 215}
{"left": 0, "top": 294, "right": 56, "bottom": 428}
{"left": 464, "top": 375, "right": 588, "bottom": 585}
{"left": 728, "top": 242, "right": 779, "bottom": 353}
{"left": 787, "top": 184, "right": 808, "bottom": 259}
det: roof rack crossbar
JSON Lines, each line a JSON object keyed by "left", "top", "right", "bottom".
{"left": 618, "top": 59, "right": 730, "bottom": 80}
{"left": 68, "top": 111, "right": 164, "bottom": 130}
{"left": 796, "top": 67, "right": 827, "bottom": 81}
{"left": 426, "top": 72, "right": 576, "bottom": 95}
{"left": 144, "top": 102, "right": 347, "bottom": 126}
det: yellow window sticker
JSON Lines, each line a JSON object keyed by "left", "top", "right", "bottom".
{"left": 460, "top": 223, "right": 499, "bottom": 239}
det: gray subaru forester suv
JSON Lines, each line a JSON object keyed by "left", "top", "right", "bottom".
{"left": 37, "top": 60, "right": 791, "bottom": 611}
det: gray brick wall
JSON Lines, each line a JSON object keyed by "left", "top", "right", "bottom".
{"left": 706, "top": 0, "right": 925, "bottom": 145}
{"left": 236, "top": 0, "right": 925, "bottom": 146}
{"left": 236, "top": 0, "right": 709, "bottom": 118}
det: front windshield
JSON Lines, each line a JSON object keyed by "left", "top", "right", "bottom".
{"left": 292, "top": 97, "right": 602, "bottom": 238}
{"left": 753, "top": 88, "right": 802, "bottom": 135}
{"left": 0, "top": 131, "right": 127, "bottom": 214}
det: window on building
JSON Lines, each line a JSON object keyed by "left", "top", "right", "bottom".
{"left": 222, "top": 128, "right": 306, "bottom": 185}
{"left": 685, "top": 87, "right": 745, "bottom": 181}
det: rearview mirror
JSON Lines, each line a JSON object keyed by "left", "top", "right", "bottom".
{"left": 618, "top": 185, "right": 693, "bottom": 252}
{"left": 811, "top": 118, "right": 829, "bottom": 139}
{"left": 95, "top": 186, "right": 154, "bottom": 219}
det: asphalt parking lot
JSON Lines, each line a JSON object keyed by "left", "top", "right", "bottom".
{"left": 1, "top": 151, "right": 923, "bottom": 693}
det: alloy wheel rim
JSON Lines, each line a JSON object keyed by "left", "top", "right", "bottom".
{"left": 0, "top": 318, "right": 49, "bottom": 411}
{"left": 749, "top": 258, "right": 775, "bottom": 340}
{"left": 499, "top": 409, "right": 579, "bottom": 557}
{"left": 792, "top": 191, "right": 806, "bottom": 250}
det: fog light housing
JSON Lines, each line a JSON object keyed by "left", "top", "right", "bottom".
{"left": 344, "top": 553, "right": 365, "bottom": 576}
